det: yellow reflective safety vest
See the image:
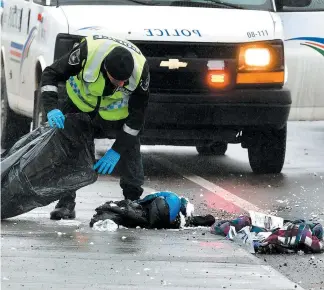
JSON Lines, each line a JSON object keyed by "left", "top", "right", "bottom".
{"left": 66, "top": 35, "right": 147, "bottom": 121}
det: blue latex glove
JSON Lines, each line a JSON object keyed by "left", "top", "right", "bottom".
{"left": 93, "top": 149, "right": 121, "bottom": 174}
{"left": 47, "top": 109, "right": 65, "bottom": 129}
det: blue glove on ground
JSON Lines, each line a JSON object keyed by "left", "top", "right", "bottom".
{"left": 93, "top": 149, "right": 121, "bottom": 174}
{"left": 47, "top": 109, "right": 65, "bottom": 129}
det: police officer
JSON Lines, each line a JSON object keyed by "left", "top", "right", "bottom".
{"left": 40, "top": 34, "right": 150, "bottom": 220}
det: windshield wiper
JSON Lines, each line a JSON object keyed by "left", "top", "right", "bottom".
{"left": 124, "top": 0, "right": 160, "bottom": 5}
{"left": 170, "top": 0, "right": 243, "bottom": 9}
{"left": 206, "top": 0, "right": 243, "bottom": 9}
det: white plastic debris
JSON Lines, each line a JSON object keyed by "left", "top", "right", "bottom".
{"left": 179, "top": 212, "right": 186, "bottom": 229}
{"left": 122, "top": 236, "right": 127, "bottom": 240}
{"left": 90, "top": 242, "right": 94, "bottom": 245}
{"left": 249, "top": 211, "right": 283, "bottom": 231}
{"left": 311, "top": 256, "right": 315, "bottom": 260}
{"left": 3, "top": 277, "right": 9, "bottom": 281}
{"left": 231, "top": 226, "right": 255, "bottom": 254}
{"left": 92, "top": 219, "right": 118, "bottom": 232}
{"left": 144, "top": 268, "right": 151, "bottom": 271}
{"left": 186, "top": 201, "right": 195, "bottom": 217}
{"left": 200, "top": 194, "right": 204, "bottom": 197}
{"left": 57, "top": 232, "right": 63, "bottom": 236}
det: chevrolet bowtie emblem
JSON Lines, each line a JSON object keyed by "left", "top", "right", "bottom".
{"left": 160, "top": 59, "right": 188, "bottom": 70}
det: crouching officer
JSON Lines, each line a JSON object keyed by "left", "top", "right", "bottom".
{"left": 40, "top": 34, "right": 150, "bottom": 220}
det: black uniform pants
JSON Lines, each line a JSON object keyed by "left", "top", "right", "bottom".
{"left": 56, "top": 97, "right": 144, "bottom": 205}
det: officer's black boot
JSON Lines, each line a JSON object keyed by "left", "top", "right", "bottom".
{"left": 123, "top": 185, "right": 143, "bottom": 201}
{"left": 50, "top": 192, "right": 76, "bottom": 220}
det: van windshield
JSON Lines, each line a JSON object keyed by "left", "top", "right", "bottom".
{"left": 56, "top": 0, "right": 274, "bottom": 11}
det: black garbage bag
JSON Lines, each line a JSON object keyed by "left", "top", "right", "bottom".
{"left": 1, "top": 113, "right": 98, "bottom": 219}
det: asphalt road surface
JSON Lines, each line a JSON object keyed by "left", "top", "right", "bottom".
{"left": 1, "top": 121, "right": 324, "bottom": 289}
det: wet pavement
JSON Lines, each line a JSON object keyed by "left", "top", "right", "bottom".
{"left": 1, "top": 179, "right": 302, "bottom": 290}
{"left": 1, "top": 121, "right": 324, "bottom": 289}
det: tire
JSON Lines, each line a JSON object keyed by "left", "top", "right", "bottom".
{"left": 248, "top": 125, "right": 287, "bottom": 174}
{"left": 196, "top": 142, "right": 228, "bottom": 156}
{"left": 32, "top": 88, "right": 46, "bottom": 130}
{"left": 1, "top": 62, "right": 31, "bottom": 149}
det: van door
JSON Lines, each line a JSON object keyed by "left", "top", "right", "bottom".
{"left": 277, "top": 2, "right": 324, "bottom": 120}
{"left": 19, "top": 0, "right": 39, "bottom": 116}
{"left": 4, "top": 0, "right": 28, "bottom": 97}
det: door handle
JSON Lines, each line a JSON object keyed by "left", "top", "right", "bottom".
{"left": 27, "top": 9, "right": 31, "bottom": 34}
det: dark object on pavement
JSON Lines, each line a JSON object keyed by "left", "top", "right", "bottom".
{"left": 1, "top": 113, "right": 98, "bottom": 219}
{"left": 185, "top": 214, "right": 216, "bottom": 227}
{"left": 90, "top": 198, "right": 216, "bottom": 230}
{"left": 90, "top": 198, "right": 172, "bottom": 229}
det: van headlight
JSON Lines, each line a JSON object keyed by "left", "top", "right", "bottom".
{"left": 244, "top": 48, "right": 271, "bottom": 67}
{"left": 237, "top": 41, "right": 285, "bottom": 85}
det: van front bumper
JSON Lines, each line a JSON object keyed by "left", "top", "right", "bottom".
{"left": 140, "top": 88, "right": 291, "bottom": 145}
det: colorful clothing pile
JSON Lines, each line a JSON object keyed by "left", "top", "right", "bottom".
{"left": 211, "top": 216, "right": 324, "bottom": 254}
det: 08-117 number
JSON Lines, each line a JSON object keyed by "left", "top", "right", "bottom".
{"left": 247, "top": 30, "right": 269, "bottom": 38}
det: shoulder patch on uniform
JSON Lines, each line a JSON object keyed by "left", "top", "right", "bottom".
{"left": 68, "top": 48, "right": 81, "bottom": 66}
{"left": 140, "top": 72, "right": 150, "bottom": 91}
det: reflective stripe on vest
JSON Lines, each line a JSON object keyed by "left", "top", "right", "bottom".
{"left": 68, "top": 76, "right": 130, "bottom": 111}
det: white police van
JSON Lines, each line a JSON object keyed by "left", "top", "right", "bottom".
{"left": 1, "top": 0, "right": 323, "bottom": 174}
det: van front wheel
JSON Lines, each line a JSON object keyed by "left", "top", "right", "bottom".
{"left": 248, "top": 126, "right": 287, "bottom": 174}
{"left": 1, "top": 64, "right": 31, "bottom": 149}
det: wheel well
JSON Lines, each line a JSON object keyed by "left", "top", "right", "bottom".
{"left": 1, "top": 52, "right": 5, "bottom": 73}
{"left": 35, "top": 62, "right": 42, "bottom": 89}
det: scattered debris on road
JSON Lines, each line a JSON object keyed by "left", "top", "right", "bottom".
{"left": 211, "top": 211, "right": 324, "bottom": 254}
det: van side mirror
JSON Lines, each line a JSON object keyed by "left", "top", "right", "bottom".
{"left": 281, "top": 0, "right": 311, "bottom": 7}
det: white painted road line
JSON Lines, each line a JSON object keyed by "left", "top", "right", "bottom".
{"left": 150, "top": 153, "right": 266, "bottom": 214}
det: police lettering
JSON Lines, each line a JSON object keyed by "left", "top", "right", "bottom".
{"left": 144, "top": 29, "right": 202, "bottom": 37}
{"left": 93, "top": 35, "right": 142, "bottom": 55}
